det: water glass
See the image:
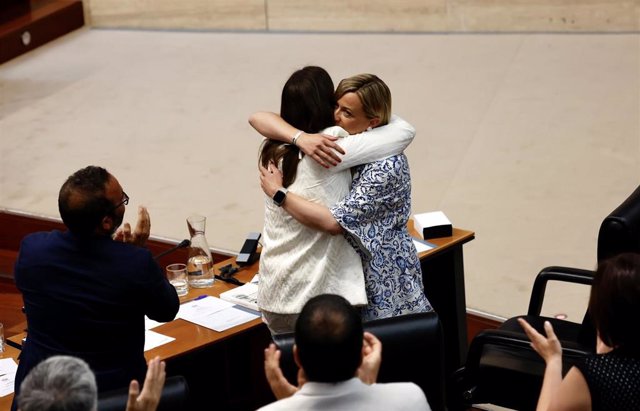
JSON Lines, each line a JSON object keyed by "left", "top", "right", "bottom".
{"left": 166, "top": 263, "right": 189, "bottom": 297}
{"left": 0, "top": 323, "right": 4, "bottom": 353}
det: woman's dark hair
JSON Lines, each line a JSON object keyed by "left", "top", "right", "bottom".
{"left": 259, "top": 66, "right": 336, "bottom": 187}
{"left": 589, "top": 252, "right": 640, "bottom": 354}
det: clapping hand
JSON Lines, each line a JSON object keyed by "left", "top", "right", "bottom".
{"left": 126, "top": 356, "right": 166, "bottom": 411}
{"left": 518, "top": 318, "right": 562, "bottom": 364}
{"left": 264, "top": 343, "right": 304, "bottom": 400}
{"left": 114, "top": 206, "right": 150, "bottom": 247}
{"left": 357, "top": 332, "right": 382, "bottom": 384}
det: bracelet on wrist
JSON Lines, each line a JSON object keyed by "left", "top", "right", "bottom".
{"left": 292, "top": 130, "right": 303, "bottom": 146}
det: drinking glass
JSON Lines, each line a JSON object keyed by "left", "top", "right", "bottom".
{"left": 166, "top": 263, "right": 189, "bottom": 297}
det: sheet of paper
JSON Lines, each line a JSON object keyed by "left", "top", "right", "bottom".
{"left": 0, "top": 358, "right": 18, "bottom": 397}
{"left": 179, "top": 295, "right": 260, "bottom": 332}
{"left": 145, "top": 316, "right": 165, "bottom": 330}
{"left": 413, "top": 238, "right": 436, "bottom": 254}
{"left": 144, "top": 330, "right": 175, "bottom": 352}
{"left": 176, "top": 295, "right": 234, "bottom": 321}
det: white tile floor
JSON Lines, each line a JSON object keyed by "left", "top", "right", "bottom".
{"left": 1, "top": 28, "right": 638, "bottom": 320}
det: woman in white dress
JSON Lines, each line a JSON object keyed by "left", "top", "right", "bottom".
{"left": 255, "top": 71, "right": 431, "bottom": 325}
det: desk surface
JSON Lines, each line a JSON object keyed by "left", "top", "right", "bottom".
{"left": 145, "top": 259, "right": 263, "bottom": 361}
{"left": 148, "top": 223, "right": 474, "bottom": 361}
{"left": 0, "top": 225, "right": 474, "bottom": 409}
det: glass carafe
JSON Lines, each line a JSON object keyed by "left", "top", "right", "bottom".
{"left": 186, "top": 215, "right": 214, "bottom": 288}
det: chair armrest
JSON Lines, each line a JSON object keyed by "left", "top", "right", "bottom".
{"left": 464, "top": 328, "right": 587, "bottom": 378}
{"left": 527, "top": 266, "right": 594, "bottom": 316}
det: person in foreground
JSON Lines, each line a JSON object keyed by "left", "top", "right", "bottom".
{"left": 17, "top": 355, "right": 166, "bottom": 411}
{"left": 258, "top": 294, "right": 431, "bottom": 411}
{"left": 257, "top": 73, "right": 431, "bottom": 321}
{"left": 519, "top": 252, "right": 640, "bottom": 411}
{"left": 12, "top": 166, "right": 179, "bottom": 410}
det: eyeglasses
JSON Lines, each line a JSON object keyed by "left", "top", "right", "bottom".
{"left": 109, "top": 191, "right": 129, "bottom": 212}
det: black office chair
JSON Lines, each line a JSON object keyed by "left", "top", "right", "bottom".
{"left": 451, "top": 184, "right": 640, "bottom": 411}
{"left": 98, "top": 375, "right": 190, "bottom": 411}
{"left": 272, "top": 312, "right": 447, "bottom": 411}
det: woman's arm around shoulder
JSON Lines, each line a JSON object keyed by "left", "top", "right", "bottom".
{"left": 249, "top": 112, "right": 345, "bottom": 168}
{"left": 333, "top": 115, "right": 416, "bottom": 171}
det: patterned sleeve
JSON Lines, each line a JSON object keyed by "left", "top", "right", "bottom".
{"left": 331, "top": 155, "right": 411, "bottom": 258}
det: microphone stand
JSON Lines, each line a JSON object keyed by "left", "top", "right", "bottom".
{"left": 153, "top": 239, "right": 190, "bottom": 260}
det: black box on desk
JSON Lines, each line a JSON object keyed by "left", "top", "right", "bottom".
{"left": 414, "top": 211, "right": 452, "bottom": 239}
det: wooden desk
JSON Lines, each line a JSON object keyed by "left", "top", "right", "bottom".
{"left": 145, "top": 259, "right": 273, "bottom": 409}
{"left": 145, "top": 259, "right": 263, "bottom": 361}
{"left": 147, "top": 225, "right": 474, "bottom": 401}
{"left": 411, "top": 225, "right": 475, "bottom": 377}
{"left": 1, "top": 227, "right": 474, "bottom": 409}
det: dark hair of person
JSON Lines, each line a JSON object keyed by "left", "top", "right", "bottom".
{"left": 589, "top": 252, "right": 640, "bottom": 355}
{"left": 58, "top": 166, "right": 113, "bottom": 237}
{"left": 259, "top": 66, "right": 336, "bottom": 188}
{"left": 295, "top": 294, "right": 363, "bottom": 382}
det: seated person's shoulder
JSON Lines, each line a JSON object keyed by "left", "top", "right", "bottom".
{"left": 370, "top": 382, "right": 430, "bottom": 410}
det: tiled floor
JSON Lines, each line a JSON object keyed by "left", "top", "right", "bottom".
{"left": 1, "top": 28, "right": 638, "bottom": 321}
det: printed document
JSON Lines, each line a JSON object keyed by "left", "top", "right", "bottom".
{"left": 178, "top": 295, "right": 260, "bottom": 332}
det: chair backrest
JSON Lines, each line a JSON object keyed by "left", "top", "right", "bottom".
{"left": 97, "top": 375, "right": 189, "bottom": 411}
{"left": 272, "top": 311, "right": 446, "bottom": 411}
{"left": 598, "top": 184, "right": 640, "bottom": 262}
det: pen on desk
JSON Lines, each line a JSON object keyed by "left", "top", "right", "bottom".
{"left": 181, "top": 294, "right": 208, "bottom": 304}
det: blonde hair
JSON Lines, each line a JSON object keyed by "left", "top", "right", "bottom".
{"left": 335, "top": 74, "right": 391, "bottom": 126}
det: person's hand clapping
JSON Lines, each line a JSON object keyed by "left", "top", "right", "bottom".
{"left": 264, "top": 343, "right": 301, "bottom": 400}
{"left": 126, "top": 356, "right": 166, "bottom": 411}
{"left": 114, "top": 206, "right": 150, "bottom": 247}
{"left": 357, "top": 332, "right": 382, "bottom": 385}
{"left": 518, "top": 318, "right": 562, "bottom": 365}
{"left": 295, "top": 133, "right": 345, "bottom": 168}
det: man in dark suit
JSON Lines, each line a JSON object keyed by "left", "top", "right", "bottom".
{"left": 12, "top": 165, "right": 179, "bottom": 410}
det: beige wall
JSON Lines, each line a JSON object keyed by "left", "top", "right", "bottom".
{"left": 83, "top": 0, "right": 638, "bottom": 32}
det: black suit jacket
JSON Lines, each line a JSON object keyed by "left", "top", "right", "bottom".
{"left": 12, "top": 230, "right": 179, "bottom": 409}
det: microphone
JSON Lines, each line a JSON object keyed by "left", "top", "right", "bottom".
{"left": 236, "top": 232, "right": 261, "bottom": 266}
{"left": 154, "top": 239, "right": 190, "bottom": 260}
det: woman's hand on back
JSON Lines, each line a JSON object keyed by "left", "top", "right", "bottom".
{"left": 296, "top": 133, "right": 345, "bottom": 168}
{"left": 259, "top": 163, "right": 284, "bottom": 197}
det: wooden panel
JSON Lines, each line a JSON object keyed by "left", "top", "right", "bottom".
{"left": 84, "top": 0, "right": 638, "bottom": 32}
{"left": 0, "top": 280, "right": 26, "bottom": 336}
{"left": 448, "top": 0, "right": 639, "bottom": 32}
{"left": 268, "top": 0, "right": 449, "bottom": 31}
{"left": 0, "top": 210, "right": 230, "bottom": 279}
{"left": 88, "top": 0, "right": 266, "bottom": 30}
{"left": 0, "top": 0, "right": 84, "bottom": 64}
{"left": 466, "top": 312, "right": 502, "bottom": 346}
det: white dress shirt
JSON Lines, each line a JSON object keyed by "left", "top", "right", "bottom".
{"left": 257, "top": 377, "right": 431, "bottom": 411}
